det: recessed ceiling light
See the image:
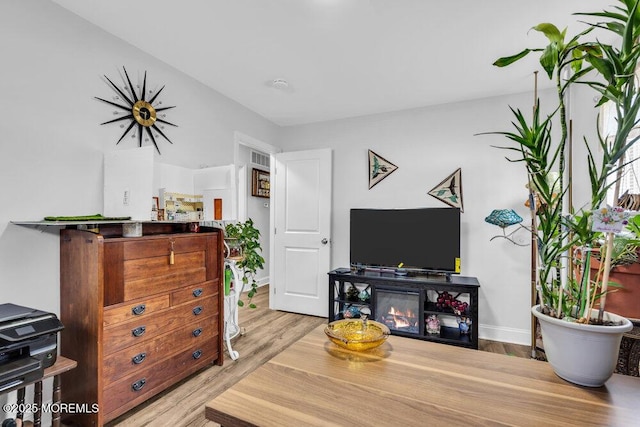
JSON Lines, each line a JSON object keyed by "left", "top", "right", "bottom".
{"left": 272, "top": 78, "right": 289, "bottom": 90}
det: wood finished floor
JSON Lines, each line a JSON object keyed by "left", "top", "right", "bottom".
{"left": 106, "top": 286, "right": 531, "bottom": 427}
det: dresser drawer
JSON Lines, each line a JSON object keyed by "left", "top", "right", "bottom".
{"left": 124, "top": 252, "right": 207, "bottom": 300}
{"left": 171, "top": 280, "right": 219, "bottom": 306}
{"left": 103, "top": 233, "right": 220, "bottom": 307}
{"left": 103, "top": 294, "right": 170, "bottom": 327}
{"left": 103, "top": 316, "right": 217, "bottom": 385}
{"left": 103, "top": 296, "right": 218, "bottom": 355}
{"left": 122, "top": 235, "right": 209, "bottom": 260}
{"left": 103, "top": 339, "right": 218, "bottom": 418}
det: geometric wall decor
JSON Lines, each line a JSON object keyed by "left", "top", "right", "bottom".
{"left": 368, "top": 149, "right": 399, "bottom": 189}
{"left": 428, "top": 167, "right": 464, "bottom": 212}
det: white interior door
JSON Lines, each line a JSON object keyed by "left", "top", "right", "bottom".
{"left": 270, "top": 148, "right": 332, "bottom": 316}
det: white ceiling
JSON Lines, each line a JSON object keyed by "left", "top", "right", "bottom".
{"left": 52, "top": 0, "right": 614, "bottom": 126}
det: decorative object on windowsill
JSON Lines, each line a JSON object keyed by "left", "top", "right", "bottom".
{"left": 358, "top": 289, "right": 370, "bottom": 303}
{"left": 426, "top": 314, "right": 441, "bottom": 335}
{"left": 368, "top": 149, "right": 398, "bottom": 189}
{"left": 95, "top": 66, "right": 177, "bottom": 154}
{"left": 618, "top": 191, "right": 640, "bottom": 211}
{"left": 224, "top": 219, "right": 265, "bottom": 308}
{"left": 480, "top": 0, "right": 638, "bottom": 386}
{"left": 428, "top": 168, "right": 464, "bottom": 212}
{"left": 484, "top": 209, "right": 529, "bottom": 246}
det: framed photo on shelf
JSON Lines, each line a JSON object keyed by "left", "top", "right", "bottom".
{"left": 252, "top": 168, "right": 270, "bottom": 198}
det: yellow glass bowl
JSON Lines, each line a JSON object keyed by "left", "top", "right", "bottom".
{"left": 324, "top": 319, "right": 390, "bottom": 351}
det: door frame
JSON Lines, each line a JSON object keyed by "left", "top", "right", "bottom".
{"left": 233, "top": 131, "right": 280, "bottom": 289}
{"left": 233, "top": 131, "right": 280, "bottom": 220}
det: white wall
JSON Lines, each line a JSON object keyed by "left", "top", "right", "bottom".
{"left": 278, "top": 85, "right": 599, "bottom": 344}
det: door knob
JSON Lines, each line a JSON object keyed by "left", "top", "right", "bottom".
{"left": 321, "top": 238, "right": 329, "bottom": 245}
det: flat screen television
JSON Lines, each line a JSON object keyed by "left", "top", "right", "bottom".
{"left": 350, "top": 207, "right": 461, "bottom": 274}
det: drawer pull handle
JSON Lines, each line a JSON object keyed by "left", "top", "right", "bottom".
{"left": 132, "top": 352, "right": 147, "bottom": 365}
{"left": 192, "top": 288, "right": 203, "bottom": 297}
{"left": 192, "top": 306, "right": 203, "bottom": 316}
{"left": 192, "top": 350, "right": 202, "bottom": 360}
{"left": 192, "top": 328, "right": 203, "bottom": 337}
{"left": 132, "top": 304, "right": 146, "bottom": 316}
{"left": 131, "top": 378, "right": 146, "bottom": 392}
{"left": 132, "top": 326, "right": 146, "bottom": 337}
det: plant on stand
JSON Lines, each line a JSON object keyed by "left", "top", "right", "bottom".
{"left": 486, "top": 0, "right": 638, "bottom": 386}
{"left": 225, "top": 219, "right": 265, "bottom": 308}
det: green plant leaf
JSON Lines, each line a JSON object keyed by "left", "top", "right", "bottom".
{"left": 532, "top": 23, "right": 564, "bottom": 43}
{"left": 493, "top": 49, "right": 533, "bottom": 67}
{"left": 539, "top": 43, "right": 559, "bottom": 79}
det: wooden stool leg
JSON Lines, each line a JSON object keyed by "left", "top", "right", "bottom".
{"left": 33, "top": 381, "right": 42, "bottom": 427}
{"left": 51, "top": 375, "right": 61, "bottom": 427}
{"left": 16, "top": 387, "right": 25, "bottom": 422}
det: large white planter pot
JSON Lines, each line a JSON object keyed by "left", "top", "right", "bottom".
{"left": 531, "top": 305, "right": 633, "bottom": 387}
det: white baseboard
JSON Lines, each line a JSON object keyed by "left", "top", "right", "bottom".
{"left": 478, "top": 324, "right": 530, "bottom": 346}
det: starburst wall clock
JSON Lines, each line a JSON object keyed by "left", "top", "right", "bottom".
{"left": 95, "top": 66, "right": 177, "bottom": 154}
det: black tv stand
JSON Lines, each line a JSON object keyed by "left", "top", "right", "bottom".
{"left": 328, "top": 269, "right": 480, "bottom": 349}
{"left": 406, "top": 271, "right": 452, "bottom": 282}
{"left": 352, "top": 266, "right": 454, "bottom": 282}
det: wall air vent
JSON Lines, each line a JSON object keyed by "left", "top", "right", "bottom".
{"left": 251, "top": 150, "right": 270, "bottom": 168}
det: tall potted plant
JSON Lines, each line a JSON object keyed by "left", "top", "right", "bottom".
{"left": 225, "top": 219, "right": 265, "bottom": 308}
{"left": 487, "top": 0, "right": 638, "bottom": 386}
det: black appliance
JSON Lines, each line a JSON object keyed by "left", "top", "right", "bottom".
{"left": 350, "top": 207, "right": 461, "bottom": 274}
{"left": 0, "top": 303, "right": 64, "bottom": 392}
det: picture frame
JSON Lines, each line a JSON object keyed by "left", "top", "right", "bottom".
{"left": 251, "top": 168, "right": 270, "bottom": 198}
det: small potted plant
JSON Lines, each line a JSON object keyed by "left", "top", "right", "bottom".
{"left": 224, "top": 219, "right": 265, "bottom": 308}
{"left": 582, "top": 214, "right": 640, "bottom": 319}
{"left": 486, "top": 0, "right": 637, "bottom": 386}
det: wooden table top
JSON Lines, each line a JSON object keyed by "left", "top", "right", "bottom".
{"left": 205, "top": 325, "right": 640, "bottom": 427}
{"left": 44, "top": 356, "right": 77, "bottom": 378}
{"left": 1, "top": 356, "right": 77, "bottom": 395}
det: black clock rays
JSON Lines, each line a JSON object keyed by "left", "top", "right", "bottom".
{"left": 96, "top": 66, "right": 177, "bottom": 154}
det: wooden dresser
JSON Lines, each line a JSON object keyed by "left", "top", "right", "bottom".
{"left": 59, "top": 223, "right": 224, "bottom": 426}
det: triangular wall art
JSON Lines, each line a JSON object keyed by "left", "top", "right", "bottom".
{"left": 428, "top": 168, "right": 464, "bottom": 212}
{"left": 368, "top": 149, "right": 398, "bottom": 189}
